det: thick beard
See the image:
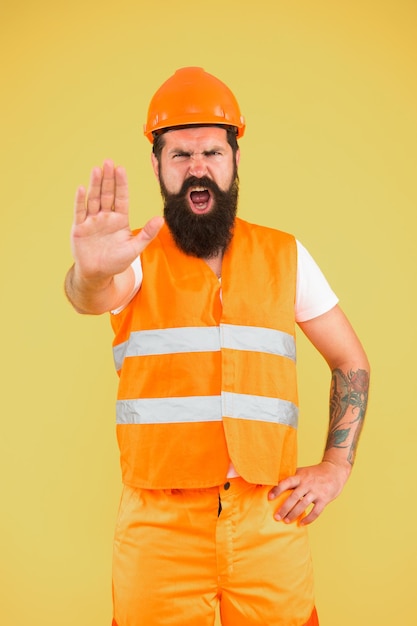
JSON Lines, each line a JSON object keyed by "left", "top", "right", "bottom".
{"left": 160, "top": 171, "right": 239, "bottom": 259}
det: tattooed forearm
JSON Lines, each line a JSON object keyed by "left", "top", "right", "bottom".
{"left": 325, "top": 368, "right": 369, "bottom": 465}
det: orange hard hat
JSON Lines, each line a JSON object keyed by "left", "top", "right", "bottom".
{"left": 144, "top": 67, "right": 246, "bottom": 143}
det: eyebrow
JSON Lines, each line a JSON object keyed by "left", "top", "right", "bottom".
{"left": 167, "top": 145, "right": 225, "bottom": 155}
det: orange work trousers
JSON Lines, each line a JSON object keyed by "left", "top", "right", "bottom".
{"left": 112, "top": 477, "right": 318, "bottom": 626}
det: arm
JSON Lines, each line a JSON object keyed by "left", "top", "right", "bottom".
{"left": 64, "top": 159, "right": 163, "bottom": 314}
{"left": 269, "top": 304, "right": 370, "bottom": 525}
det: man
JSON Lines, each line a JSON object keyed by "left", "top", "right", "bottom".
{"left": 65, "top": 67, "right": 369, "bottom": 626}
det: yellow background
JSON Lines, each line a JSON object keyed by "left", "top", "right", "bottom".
{"left": 1, "top": 1, "right": 416, "bottom": 624}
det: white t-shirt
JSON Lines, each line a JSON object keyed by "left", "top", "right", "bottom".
{"left": 113, "top": 240, "right": 338, "bottom": 321}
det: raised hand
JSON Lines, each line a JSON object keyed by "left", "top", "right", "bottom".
{"left": 71, "top": 159, "right": 162, "bottom": 280}
{"left": 66, "top": 159, "right": 163, "bottom": 314}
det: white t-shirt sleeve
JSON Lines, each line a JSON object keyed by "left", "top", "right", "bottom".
{"left": 129, "top": 255, "right": 143, "bottom": 293}
{"left": 110, "top": 256, "right": 143, "bottom": 315}
{"left": 295, "top": 240, "right": 339, "bottom": 322}
{"left": 112, "top": 241, "right": 339, "bottom": 321}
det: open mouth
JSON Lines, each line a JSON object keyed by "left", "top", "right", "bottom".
{"left": 189, "top": 187, "right": 212, "bottom": 213}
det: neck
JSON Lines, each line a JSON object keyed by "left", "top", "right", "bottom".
{"left": 204, "top": 251, "right": 223, "bottom": 278}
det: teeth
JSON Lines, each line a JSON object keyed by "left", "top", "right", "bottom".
{"left": 191, "top": 186, "right": 208, "bottom": 192}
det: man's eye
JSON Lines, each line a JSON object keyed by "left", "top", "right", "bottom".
{"left": 172, "top": 153, "right": 189, "bottom": 160}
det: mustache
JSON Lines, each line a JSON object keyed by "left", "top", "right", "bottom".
{"left": 175, "top": 176, "right": 223, "bottom": 198}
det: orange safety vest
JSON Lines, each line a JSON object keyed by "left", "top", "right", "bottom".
{"left": 111, "top": 218, "right": 299, "bottom": 489}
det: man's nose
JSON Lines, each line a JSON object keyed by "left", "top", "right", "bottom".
{"left": 188, "top": 154, "right": 208, "bottom": 178}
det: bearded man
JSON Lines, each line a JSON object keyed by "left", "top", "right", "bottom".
{"left": 65, "top": 67, "right": 369, "bottom": 626}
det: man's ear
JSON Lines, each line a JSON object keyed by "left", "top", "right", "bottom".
{"left": 151, "top": 153, "right": 159, "bottom": 180}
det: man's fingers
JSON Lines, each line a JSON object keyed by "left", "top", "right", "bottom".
{"left": 142, "top": 216, "right": 165, "bottom": 240}
{"left": 114, "top": 166, "right": 129, "bottom": 214}
{"left": 100, "top": 159, "right": 116, "bottom": 212}
{"left": 86, "top": 166, "right": 103, "bottom": 215}
{"left": 268, "top": 476, "right": 298, "bottom": 499}
{"left": 74, "top": 186, "right": 87, "bottom": 225}
{"left": 274, "top": 491, "right": 315, "bottom": 523}
{"left": 83, "top": 161, "right": 125, "bottom": 215}
{"left": 299, "top": 503, "right": 323, "bottom": 526}
{"left": 134, "top": 216, "right": 165, "bottom": 253}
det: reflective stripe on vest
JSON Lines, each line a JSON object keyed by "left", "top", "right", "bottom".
{"left": 113, "top": 323, "right": 296, "bottom": 372}
{"left": 116, "top": 393, "right": 298, "bottom": 427}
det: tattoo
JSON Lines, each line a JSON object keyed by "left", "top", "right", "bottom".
{"left": 326, "top": 368, "right": 369, "bottom": 465}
